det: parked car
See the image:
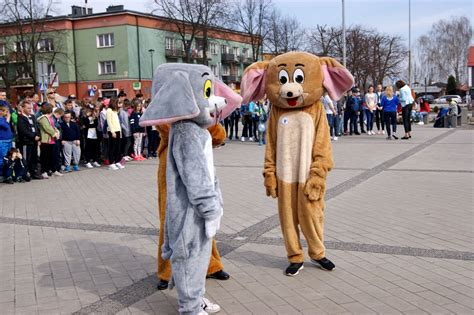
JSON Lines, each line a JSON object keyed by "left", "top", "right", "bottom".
{"left": 418, "top": 95, "right": 435, "bottom": 104}
{"left": 433, "top": 95, "right": 462, "bottom": 104}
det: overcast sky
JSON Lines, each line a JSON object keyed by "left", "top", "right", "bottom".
{"left": 55, "top": 0, "right": 473, "bottom": 45}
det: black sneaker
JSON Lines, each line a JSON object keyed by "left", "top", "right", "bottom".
{"left": 22, "top": 175, "right": 31, "bottom": 182}
{"left": 206, "top": 270, "right": 230, "bottom": 280}
{"left": 16, "top": 177, "right": 25, "bottom": 183}
{"left": 285, "top": 262, "right": 304, "bottom": 276}
{"left": 392, "top": 134, "right": 399, "bottom": 140}
{"left": 4, "top": 177, "right": 14, "bottom": 184}
{"left": 310, "top": 257, "right": 335, "bottom": 271}
{"left": 157, "top": 279, "right": 168, "bottom": 290}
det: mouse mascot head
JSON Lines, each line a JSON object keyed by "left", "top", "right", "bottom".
{"left": 241, "top": 52, "right": 353, "bottom": 275}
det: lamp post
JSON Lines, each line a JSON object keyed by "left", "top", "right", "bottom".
{"left": 148, "top": 49, "right": 155, "bottom": 78}
{"left": 408, "top": 0, "right": 411, "bottom": 85}
{"left": 342, "top": 0, "right": 346, "bottom": 67}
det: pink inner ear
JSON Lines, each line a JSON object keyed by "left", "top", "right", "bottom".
{"left": 241, "top": 68, "right": 267, "bottom": 104}
{"left": 214, "top": 80, "right": 243, "bottom": 119}
{"left": 322, "top": 65, "right": 354, "bottom": 100}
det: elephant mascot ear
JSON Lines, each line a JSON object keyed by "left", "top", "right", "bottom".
{"left": 139, "top": 70, "right": 200, "bottom": 127}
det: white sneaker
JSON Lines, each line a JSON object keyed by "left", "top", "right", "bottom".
{"left": 201, "top": 297, "right": 220, "bottom": 314}
{"left": 333, "top": 136, "right": 338, "bottom": 141}
{"left": 240, "top": 137, "right": 246, "bottom": 142}
{"left": 249, "top": 137, "right": 254, "bottom": 141}
{"left": 92, "top": 162, "right": 101, "bottom": 167}
{"left": 124, "top": 156, "right": 133, "bottom": 161}
{"left": 42, "top": 172, "right": 49, "bottom": 179}
{"left": 418, "top": 121, "right": 424, "bottom": 125}
{"left": 197, "top": 311, "right": 208, "bottom": 315}
{"left": 115, "top": 162, "right": 125, "bottom": 169}
{"left": 109, "top": 164, "right": 119, "bottom": 171}
{"left": 382, "top": 130, "right": 385, "bottom": 135}
{"left": 85, "top": 162, "right": 93, "bottom": 169}
{"left": 53, "top": 171, "right": 63, "bottom": 177}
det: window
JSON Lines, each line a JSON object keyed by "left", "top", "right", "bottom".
{"left": 0, "top": 43, "right": 5, "bottom": 56}
{"left": 222, "top": 65, "right": 230, "bottom": 76}
{"left": 38, "top": 38, "right": 54, "bottom": 52}
{"left": 243, "top": 47, "right": 251, "bottom": 58}
{"left": 221, "top": 45, "right": 229, "bottom": 54}
{"left": 47, "top": 64, "right": 56, "bottom": 75}
{"left": 210, "top": 42, "right": 218, "bottom": 55}
{"left": 99, "top": 61, "right": 116, "bottom": 75}
{"left": 16, "top": 65, "right": 31, "bottom": 79}
{"left": 15, "top": 41, "right": 29, "bottom": 52}
{"left": 233, "top": 47, "right": 239, "bottom": 56}
{"left": 210, "top": 65, "right": 218, "bottom": 76}
{"left": 165, "top": 37, "right": 174, "bottom": 50}
{"left": 97, "top": 33, "right": 114, "bottom": 48}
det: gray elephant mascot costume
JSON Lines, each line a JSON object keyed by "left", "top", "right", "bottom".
{"left": 140, "top": 63, "right": 241, "bottom": 315}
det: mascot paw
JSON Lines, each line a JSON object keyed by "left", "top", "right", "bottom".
{"left": 304, "top": 177, "right": 325, "bottom": 201}
{"left": 264, "top": 174, "right": 278, "bottom": 198}
{"left": 205, "top": 216, "right": 221, "bottom": 239}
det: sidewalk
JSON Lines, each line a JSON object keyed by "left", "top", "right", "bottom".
{"left": 0, "top": 125, "right": 473, "bottom": 314}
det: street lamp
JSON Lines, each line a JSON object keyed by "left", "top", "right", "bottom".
{"left": 148, "top": 49, "right": 155, "bottom": 78}
{"left": 342, "top": 0, "right": 346, "bottom": 67}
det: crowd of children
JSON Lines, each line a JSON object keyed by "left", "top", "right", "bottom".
{"left": 0, "top": 88, "right": 158, "bottom": 184}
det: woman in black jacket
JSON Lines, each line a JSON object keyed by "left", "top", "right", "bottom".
{"left": 81, "top": 108, "right": 101, "bottom": 168}
{"left": 17, "top": 100, "right": 41, "bottom": 179}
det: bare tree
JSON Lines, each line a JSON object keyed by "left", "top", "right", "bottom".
{"left": 232, "top": 0, "right": 272, "bottom": 61}
{"left": 306, "top": 25, "right": 407, "bottom": 89}
{"left": 265, "top": 9, "right": 303, "bottom": 54}
{"left": 0, "top": 0, "right": 65, "bottom": 94}
{"left": 416, "top": 16, "right": 472, "bottom": 84}
{"left": 198, "top": 0, "right": 228, "bottom": 65}
{"left": 153, "top": 0, "right": 203, "bottom": 63}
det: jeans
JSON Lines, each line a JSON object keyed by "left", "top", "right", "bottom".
{"left": 343, "top": 111, "right": 351, "bottom": 133}
{"left": 375, "top": 108, "right": 385, "bottom": 131}
{"left": 350, "top": 112, "right": 359, "bottom": 134}
{"left": 402, "top": 104, "right": 412, "bottom": 133}
{"left": 121, "top": 136, "right": 132, "bottom": 157}
{"left": 0, "top": 139, "right": 13, "bottom": 170}
{"left": 326, "top": 113, "right": 334, "bottom": 137}
{"left": 359, "top": 109, "right": 366, "bottom": 132}
{"left": 384, "top": 111, "right": 397, "bottom": 137}
{"left": 365, "top": 109, "right": 374, "bottom": 131}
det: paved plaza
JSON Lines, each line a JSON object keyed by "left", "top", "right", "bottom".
{"left": 0, "top": 125, "right": 473, "bottom": 314}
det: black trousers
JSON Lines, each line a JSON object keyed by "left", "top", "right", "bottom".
{"left": 108, "top": 132, "right": 122, "bottom": 164}
{"left": 85, "top": 138, "right": 100, "bottom": 162}
{"left": 350, "top": 112, "right": 359, "bottom": 134}
{"left": 384, "top": 111, "right": 397, "bottom": 136}
{"left": 402, "top": 104, "right": 412, "bottom": 133}
{"left": 147, "top": 128, "right": 159, "bottom": 156}
{"left": 52, "top": 140, "right": 62, "bottom": 172}
{"left": 343, "top": 111, "right": 350, "bottom": 133}
{"left": 359, "top": 110, "right": 365, "bottom": 132}
{"left": 242, "top": 116, "right": 252, "bottom": 138}
{"left": 40, "top": 143, "right": 54, "bottom": 174}
{"left": 375, "top": 108, "right": 385, "bottom": 131}
{"left": 19, "top": 143, "right": 38, "bottom": 177}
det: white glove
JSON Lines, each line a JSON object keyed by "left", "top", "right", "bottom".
{"left": 205, "top": 215, "right": 221, "bottom": 239}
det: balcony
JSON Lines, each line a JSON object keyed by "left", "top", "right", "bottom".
{"left": 165, "top": 48, "right": 184, "bottom": 58}
{"left": 222, "top": 74, "right": 240, "bottom": 83}
{"left": 241, "top": 56, "right": 254, "bottom": 64}
{"left": 221, "top": 53, "right": 236, "bottom": 63}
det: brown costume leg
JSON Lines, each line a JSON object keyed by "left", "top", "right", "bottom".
{"left": 277, "top": 180, "right": 305, "bottom": 263}
{"left": 297, "top": 184, "right": 326, "bottom": 260}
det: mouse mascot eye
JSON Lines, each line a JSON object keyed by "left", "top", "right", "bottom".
{"left": 293, "top": 69, "right": 304, "bottom": 84}
{"left": 279, "top": 70, "right": 289, "bottom": 84}
{"left": 204, "top": 79, "right": 212, "bottom": 99}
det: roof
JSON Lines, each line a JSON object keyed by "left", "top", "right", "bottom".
{"left": 468, "top": 46, "right": 474, "bottom": 67}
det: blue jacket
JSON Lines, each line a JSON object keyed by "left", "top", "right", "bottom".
{"left": 347, "top": 96, "right": 360, "bottom": 113}
{"left": 0, "top": 117, "right": 13, "bottom": 141}
{"left": 381, "top": 95, "right": 399, "bottom": 112}
{"left": 60, "top": 121, "right": 81, "bottom": 141}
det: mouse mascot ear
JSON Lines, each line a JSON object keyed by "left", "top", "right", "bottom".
{"left": 140, "top": 70, "right": 200, "bottom": 127}
{"left": 320, "top": 57, "right": 354, "bottom": 100}
{"left": 214, "top": 79, "right": 242, "bottom": 120}
{"left": 241, "top": 61, "right": 269, "bottom": 104}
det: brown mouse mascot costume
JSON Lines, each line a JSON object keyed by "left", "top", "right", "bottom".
{"left": 241, "top": 52, "right": 354, "bottom": 276}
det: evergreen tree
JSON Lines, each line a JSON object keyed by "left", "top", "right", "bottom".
{"left": 447, "top": 75, "right": 457, "bottom": 95}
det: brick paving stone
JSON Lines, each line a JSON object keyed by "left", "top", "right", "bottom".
{"left": 1, "top": 126, "right": 473, "bottom": 314}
